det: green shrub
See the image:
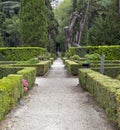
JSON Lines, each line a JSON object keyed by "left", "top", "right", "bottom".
{"left": 64, "top": 52, "right": 71, "bottom": 58}
{"left": 63, "top": 57, "right": 67, "bottom": 64}
{"left": 70, "top": 55, "right": 80, "bottom": 61}
{"left": 17, "top": 67, "right": 36, "bottom": 89}
{"left": 49, "top": 58, "right": 54, "bottom": 64}
{"left": 8, "top": 75, "right": 24, "bottom": 98}
{"left": 0, "top": 75, "right": 23, "bottom": 121}
{"left": 0, "top": 67, "right": 22, "bottom": 79}
{"left": 16, "top": 58, "right": 39, "bottom": 65}
{"left": 93, "top": 66, "right": 120, "bottom": 78}
{"left": 37, "top": 52, "right": 52, "bottom": 61}
{"left": 0, "top": 47, "right": 46, "bottom": 61}
{"left": 0, "top": 67, "right": 36, "bottom": 121}
{"left": 35, "top": 61, "right": 50, "bottom": 76}
{"left": 10, "top": 61, "right": 51, "bottom": 76}
{"left": 79, "top": 69, "right": 120, "bottom": 127}
{"left": 85, "top": 53, "right": 100, "bottom": 61}
{"left": 65, "top": 60, "right": 80, "bottom": 75}
{"left": 69, "top": 45, "right": 120, "bottom": 60}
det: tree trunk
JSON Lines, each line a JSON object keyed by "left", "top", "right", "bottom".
{"left": 77, "top": 1, "right": 89, "bottom": 45}
{"left": 65, "top": 11, "right": 79, "bottom": 50}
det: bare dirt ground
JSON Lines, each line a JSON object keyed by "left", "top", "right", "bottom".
{"left": 0, "top": 58, "right": 116, "bottom": 130}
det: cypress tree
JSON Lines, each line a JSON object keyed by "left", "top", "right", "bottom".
{"left": 20, "top": 0, "right": 48, "bottom": 47}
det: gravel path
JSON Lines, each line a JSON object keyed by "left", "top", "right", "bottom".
{"left": 0, "top": 58, "right": 115, "bottom": 130}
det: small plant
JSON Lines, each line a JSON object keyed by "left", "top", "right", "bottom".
{"left": 70, "top": 55, "right": 80, "bottom": 61}
{"left": 64, "top": 52, "right": 70, "bottom": 58}
{"left": 38, "top": 52, "right": 51, "bottom": 61}
{"left": 27, "top": 58, "right": 39, "bottom": 64}
{"left": 85, "top": 53, "right": 100, "bottom": 61}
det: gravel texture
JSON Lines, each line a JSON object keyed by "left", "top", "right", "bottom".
{"left": 0, "top": 58, "right": 115, "bottom": 130}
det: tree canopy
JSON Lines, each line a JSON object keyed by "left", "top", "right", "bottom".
{"left": 55, "top": 0, "right": 120, "bottom": 51}
{"left": 20, "top": 0, "right": 48, "bottom": 47}
{"left": 0, "top": 0, "right": 119, "bottom": 50}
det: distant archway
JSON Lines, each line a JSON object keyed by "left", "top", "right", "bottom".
{"left": 56, "top": 42, "right": 61, "bottom": 52}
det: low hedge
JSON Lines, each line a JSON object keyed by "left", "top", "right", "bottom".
{"left": 17, "top": 67, "right": 36, "bottom": 89}
{"left": 93, "top": 66, "right": 120, "bottom": 79}
{"left": 0, "top": 61, "right": 17, "bottom": 64}
{"left": 79, "top": 69, "right": 120, "bottom": 127}
{"left": 65, "top": 60, "right": 80, "bottom": 75}
{"left": 0, "top": 75, "right": 23, "bottom": 121}
{"left": 10, "top": 60, "right": 51, "bottom": 76}
{"left": 49, "top": 57, "right": 54, "bottom": 64}
{"left": 36, "top": 61, "right": 50, "bottom": 76}
{"left": 0, "top": 67, "right": 36, "bottom": 121}
{"left": 0, "top": 67, "right": 22, "bottom": 79}
{"left": 69, "top": 45, "right": 120, "bottom": 60}
{"left": 0, "top": 47, "right": 46, "bottom": 61}
{"left": 78, "top": 62, "right": 120, "bottom": 68}
{"left": 64, "top": 58, "right": 120, "bottom": 77}
{"left": 63, "top": 57, "right": 67, "bottom": 64}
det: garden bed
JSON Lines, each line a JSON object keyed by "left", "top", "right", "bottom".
{"left": 79, "top": 68, "right": 120, "bottom": 128}
{"left": 0, "top": 67, "right": 36, "bottom": 121}
{"left": 10, "top": 60, "right": 51, "bottom": 76}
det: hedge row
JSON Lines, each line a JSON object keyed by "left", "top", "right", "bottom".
{"left": 63, "top": 57, "right": 67, "bottom": 64}
{"left": 65, "top": 60, "right": 80, "bottom": 75}
{"left": 0, "top": 67, "right": 22, "bottom": 79}
{"left": 64, "top": 58, "right": 120, "bottom": 78}
{"left": 79, "top": 69, "right": 120, "bottom": 127}
{"left": 10, "top": 60, "right": 51, "bottom": 76}
{"left": 0, "top": 47, "right": 46, "bottom": 61}
{"left": 69, "top": 45, "right": 120, "bottom": 60}
{"left": 93, "top": 66, "right": 120, "bottom": 79}
{"left": 0, "top": 67, "right": 36, "bottom": 121}
{"left": 17, "top": 68, "right": 36, "bottom": 89}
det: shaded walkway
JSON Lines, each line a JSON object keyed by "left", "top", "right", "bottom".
{"left": 0, "top": 58, "right": 115, "bottom": 130}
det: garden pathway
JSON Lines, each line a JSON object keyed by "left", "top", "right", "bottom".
{"left": 0, "top": 58, "right": 115, "bottom": 130}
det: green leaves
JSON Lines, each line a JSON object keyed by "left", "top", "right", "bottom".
{"left": 20, "top": 0, "right": 48, "bottom": 47}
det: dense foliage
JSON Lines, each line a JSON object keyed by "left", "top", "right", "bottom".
{"left": 0, "top": 0, "right": 20, "bottom": 47}
{"left": 20, "top": 0, "right": 48, "bottom": 47}
{"left": 73, "top": 0, "right": 120, "bottom": 46}
{"left": 45, "top": 0, "right": 59, "bottom": 52}
{"left": 69, "top": 45, "right": 120, "bottom": 60}
{"left": 55, "top": 0, "right": 120, "bottom": 51}
{"left": 0, "top": 47, "right": 46, "bottom": 61}
{"left": 54, "top": 0, "right": 72, "bottom": 51}
{"left": 0, "top": 0, "right": 119, "bottom": 50}
{"left": 0, "top": 0, "right": 58, "bottom": 51}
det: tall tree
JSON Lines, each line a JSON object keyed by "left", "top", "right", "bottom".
{"left": 20, "top": 0, "right": 48, "bottom": 47}
{"left": 45, "top": 0, "right": 59, "bottom": 52}
{"left": 70, "top": 0, "right": 120, "bottom": 46}
{"left": 55, "top": 0, "right": 72, "bottom": 51}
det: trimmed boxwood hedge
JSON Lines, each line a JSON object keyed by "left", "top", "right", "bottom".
{"left": 0, "top": 75, "right": 23, "bottom": 121}
{"left": 0, "top": 47, "right": 46, "bottom": 61}
{"left": 69, "top": 45, "right": 120, "bottom": 60}
{"left": 0, "top": 67, "right": 22, "bottom": 79}
{"left": 0, "top": 67, "right": 36, "bottom": 121}
{"left": 63, "top": 57, "right": 67, "bottom": 64}
{"left": 17, "top": 67, "right": 36, "bottom": 90}
{"left": 93, "top": 66, "right": 120, "bottom": 79}
{"left": 79, "top": 69, "right": 120, "bottom": 127}
{"left": 64, "top": 58, "right": 120, "bottom": 77}
{"left": 10, "top": 60, "right": 51, "bottom": 76}
{"left": 65, "top": 60, "right": 80, "bottom": 75}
